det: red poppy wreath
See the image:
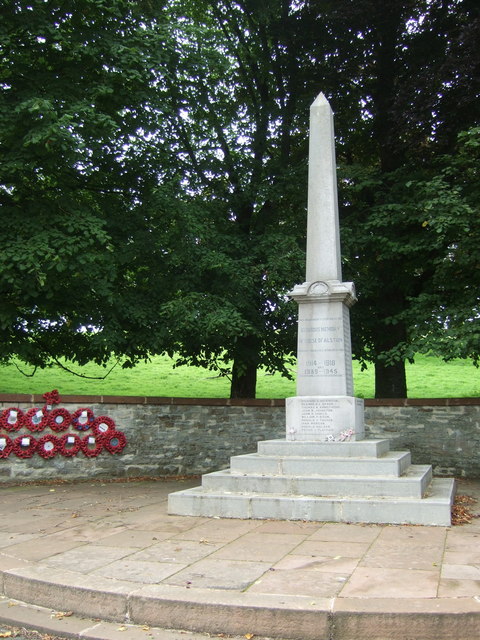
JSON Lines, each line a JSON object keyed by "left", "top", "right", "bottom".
{"left": 37, "top": 434, "right": 59, "bottom": 459}
{"left": 24, "top": 407, "right": 49, "bottom": 432}
{"left": 48, "top": 408, "right": 72, "bottom": 432}
{"left": 0, "top": 407, "right": 25, "bottom": 432}
{"left": 13, "top": 435, "right": 37, "bottom": 458}
{"left": 43, "top": 389, "right": 61, "bottom": 408}
{"left": 80, "top": 434, "right": 104, "bottom": 458}
{"left": 92, "top": 416, "right": 116, "bottom": 439}
{"left": 103, "top": 430, "right": 127, "bottom": 454}
{"left": 0, "top": 435, "right": 13, "bottom": 458}
{"left": 58, "top": 433, "right": 82, "bottom": 457}
{"left": 71, "top": 408, "right": 94, "bottom": 431}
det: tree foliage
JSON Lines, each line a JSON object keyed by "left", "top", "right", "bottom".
{"left": 1, "top": 0, "right": 479, "bottom": 398}
{"left": 1, "top": 0, "right": 309, "bottom": 396}
{"left": 0, "top": 0, "right": 175, "bottom": 366}
{"left": 328, "top": 0, "right": 480, "bottom": 395}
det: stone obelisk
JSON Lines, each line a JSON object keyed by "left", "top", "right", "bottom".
{"left": 286, "top": 93, "right": 364, "bottom": 442}
{"left": 167, "top": 91, "right": 455, "bottom": 526}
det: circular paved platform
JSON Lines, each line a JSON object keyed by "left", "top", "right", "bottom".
{"left": 0, "top": 478, "right": 479, "bottom": 640}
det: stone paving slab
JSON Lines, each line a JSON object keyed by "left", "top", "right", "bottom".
{"left": 0, "top": 478, "right": 479, "bottom": 639}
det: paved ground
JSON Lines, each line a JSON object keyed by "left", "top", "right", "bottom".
{"left": 0, "top": 477, "right": 479, "bottom": 639}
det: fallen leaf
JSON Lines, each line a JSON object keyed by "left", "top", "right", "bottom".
{"left": 0, "top": 632, "right": 12, "bottom": 637}
{"left": 245, "top": 634, "right": 254, "bottom": 639}
{"left": 52, "top": 611, "right": 73, "bottom": 619}
{"left": 452, "top": 494, "right": 478, "bottom": 525}
{"left": 118, "top": 626, "right": 127, "bottom": 631}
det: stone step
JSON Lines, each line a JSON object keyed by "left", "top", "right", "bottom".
{"left": 168, "top": 477, "right": 456, "bottom": 526}
{"left": 258, "top": 438, "right": 391, "bottom": 457}
{"left": 201, "top": 465, "right": 433, "bottom": 498}
{"left": 230, "top": 451, "right": 412, "bottom": 477}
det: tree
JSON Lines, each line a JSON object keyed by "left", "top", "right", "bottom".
{"left": 161, "top": 0, "right": 480, "bottom": 397}
{"left": 0, "top": 0, "right": 179, "bottom": 367}
{"left": 317, "top": 0, "right": 480, "bottom": 396}
{"left": 2, "top": 0, "right": 479, "bottom": 399}
{"left": 396, "top": 126, "right": 480, "bottom": 364}
{"left": 1, "top": 0, "right": 309, "bottom": 397}
{"left": 140, "top": 0, "right": 312, "bottom": 397}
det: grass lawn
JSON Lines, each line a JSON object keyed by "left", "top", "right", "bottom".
{"left": 0, "top": 354, "right": 478, "bottom": 398}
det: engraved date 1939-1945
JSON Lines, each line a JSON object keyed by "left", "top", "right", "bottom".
{"left": 304, "top": 359, "right": 338, "bottom": 375}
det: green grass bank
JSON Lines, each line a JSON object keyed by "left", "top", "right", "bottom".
{"left": 0, "top": 354, "right": 479, "bottom": 398}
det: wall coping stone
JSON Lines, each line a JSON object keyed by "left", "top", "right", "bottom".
{"left": 1, "top": 393, "right": 479, "bottom": 407}
{"left": 0, "top": 394, "right": 284, "bottom": 407}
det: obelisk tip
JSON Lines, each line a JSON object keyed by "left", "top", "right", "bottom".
{"left": 311, "top": 92, "right": 330, "bottom": 108}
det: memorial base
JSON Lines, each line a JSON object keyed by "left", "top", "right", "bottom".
{"left": 286, "top": 395, "right": 364, "bottom": 442}
{"left": 168, "top": 438, "right": 455, "bottom": 526}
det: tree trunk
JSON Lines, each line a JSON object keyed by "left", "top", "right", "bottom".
{"left": 374, "top": 359, "right": 407, "bottom": 398}
{"left": 372, "top": 295, "right": 408, "bottom": 398}
{"left": 230, "top": 334, "right": 260, "bottom": 398}
{"left": 230, "top": 359, "right": 258, "bottom": 398}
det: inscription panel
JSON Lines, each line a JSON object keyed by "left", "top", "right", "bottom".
{"left": 296, "top": 301, "right": 353, "bottom": 396}
{"left": 286, "top": 396, "right": 364, "bottom": 442}
{"left": 299, "top": 398, "right": 343, "bottom": 437}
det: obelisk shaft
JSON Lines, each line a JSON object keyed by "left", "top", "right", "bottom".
{"left": 306, "top": 93, "right": 342, "bottom": 283}
{"left": 286, "top": 92, "right": 364, "bottom": 442}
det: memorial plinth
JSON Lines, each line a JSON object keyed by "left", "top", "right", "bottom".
{"left": 293, "top": 280, "right": 356, "bottom": 397}
{"left": 286, "top": 279, "right": 364, "bottom": 442}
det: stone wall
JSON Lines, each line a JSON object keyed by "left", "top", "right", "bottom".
{"left": 0, "top": 395, "right": 479, "bottom": 483}
{"left": 364, "top": 399, "right": 480, "bottom": 479}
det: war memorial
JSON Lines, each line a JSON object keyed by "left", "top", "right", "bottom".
{"left": 168, "top": 94, "right": 456, "bottom": 526}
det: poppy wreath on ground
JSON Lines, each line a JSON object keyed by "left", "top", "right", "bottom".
{"left": 12, "top": 435, "right": 37, "bottom": 458}
{"left": 71, "top": 408, "right": 94, "bottom": 431}
{"left": 103, "top": 430, "right": 127, "bottom": 454}
{"left": 48, "top": 408, "right": 72, "bottom": 432}
{"left": 0, "top": 435, "right": 13, "bottom": 458}
{"left": 80, "top": 434, "right": 104, "bottom": 458}
{"left": 92, "top": 416, "right": 116, "bottom": 439}
{"left": 58, "top": 433, "right": 82, "bottom": 457}
{"left": 0, "top": 408, "right": 25, "bottom": 432}
{"left": 24, "top": 407, "right": 49, "bottom": 432}
{"left": 37, "top": 434, "right": 59, "bottom": 459}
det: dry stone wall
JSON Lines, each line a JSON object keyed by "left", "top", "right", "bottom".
{"left": 0, "top": 395, "right": 478, "bottom": 482}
